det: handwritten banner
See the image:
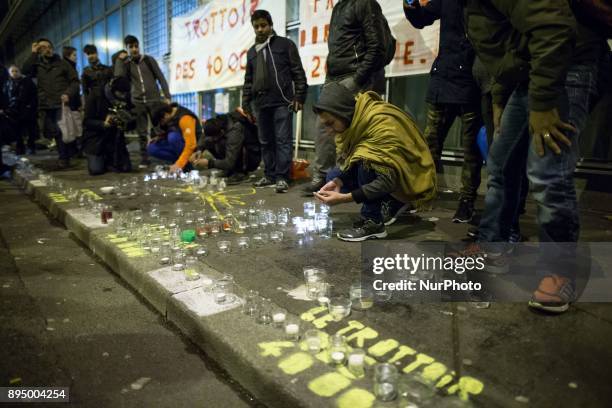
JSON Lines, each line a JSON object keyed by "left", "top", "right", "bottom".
{"left": 298, "top": 0, "right": 440, "bottom": 85}
{"left": 170, "top": 0, "right": 286, "bottom": 93}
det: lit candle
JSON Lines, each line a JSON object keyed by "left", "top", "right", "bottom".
{"left": 159, "top": 257, "right": 170, "bottom": 265}
{"left": 348, "top": 353, "right": 364, "bottom": 367}
{"left": 273, "top": 312, "right": 286, "bottom": 324}
{"left": 215, "top": 292, "right": 227, "bottom": 303}
{"left": 172, "top": 263, "right": 184, "bottom": 271}
{"left": 331, "top": 351, "right": 345, "bottom": 364}
{"left": 306, "top": 337, "right": 321, "bottom": 352}
{"left": 285, "top": 324, "right": 299, "bottom": 335}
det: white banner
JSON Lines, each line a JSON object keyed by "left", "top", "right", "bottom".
{"left": 170, "top": 0, "right": 286, "bottom": 94}
{"left": 298, "top": 0, "right": 440, "bottom": 86}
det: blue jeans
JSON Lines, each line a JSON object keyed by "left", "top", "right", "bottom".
{"left": 328, "top": 164, "right": 403, "bottom": 223}
{"left": 479, "top": 64, "right": 598, "bottom": 247}
{"left": 255, "top": 105, "right": 292, "bottom": 181}
{"left": 147, "top": 132, "right": 184, "bottom": 164}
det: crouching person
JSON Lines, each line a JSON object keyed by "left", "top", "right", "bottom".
{"left": 82, "top": 77, "right": 133, "bottom": 175}
{"left": 190, "top": 108, "right": 260, "bottom": 184}
{"left": 149, "top": 103, "right": 201, "bottom": 174}
{"left": 313, "top": 83, "right": 437, "bottom": 242}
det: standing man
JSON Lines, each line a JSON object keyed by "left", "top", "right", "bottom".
{"left": 462, "top": 0, "right": 607, "bottom": 312}
{"left": 22, "top": 38, "right": 79, "bottom": 169}
{"left": 404, "top": 0, "right": 483, "bottom": 224}
{"left": 3, "top": 65, "right": 37, "bottom": 155}
{"left": 82, "top": 44, "right": 113, "bottom": 98}
{"left": 303, "top": 0, "right": 395, "bottom": 194}
{"left": 115, "top": 35, "right": 171, "bottom": 168}
{"left": 242, "top": 9, "right": 308, "bottom": 193}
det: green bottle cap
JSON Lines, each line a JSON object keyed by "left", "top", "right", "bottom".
{"left": 181, "top": 230, "right": 196, "bottom": 243}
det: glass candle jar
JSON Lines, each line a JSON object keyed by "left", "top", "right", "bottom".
{"left": 347, "top": 348, "right": 366, "bottom": 377}
{"left": 303, "top": 267, "right": 327, "bottom": 300}
{"left": 373, "top": 363, "right": 399, "bottom": 402}
{"left": 271, "top": 308, "right": 287, "bottom": 328}
{"left": 242, "top": 290, "right": 260, "bottom": 316}
{"left": 213, "top": 278, "right": 235, "bottom": 305}
{"left": 328, "top": 334, "right": 348, "bottom": 365}
{"left": 256, "top": 298, "right": 273, "bottom": 325}
{"left": 184, "top": 256, "right": 200, "bottom": 281}
{"left": 269, "top": 231, "right": 284, "bottom": 243}
{"left": 328, "top": 297, "right": 352, "bottom": 321}
{"left": 172, "top": 250, "right": 186, "bottom": 271}
{"left": 196, "top": 246, "right": 209, "bottom": 259}
{"left": 159, "top": 245, "right": 172, "bottom": 266}
{"left": 284, "top": 317, "right": 301, "bottom": 341}
{"left": 350, "top": 282, "right": 374, "bottom": 311}
{"left": 305, "top": 329, "right": 323, "bottom": 353}
{"left": 303, "top": 201, "right": 316, "bottom": 217}
{"left": 217, "top": 240, "right": 231, "bottom": 254}
{"left": 237, "top": 236, "right": 250, "bottom": 250}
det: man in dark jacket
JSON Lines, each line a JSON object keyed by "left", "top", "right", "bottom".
{"left": 462, "top": 0, "right": 608, "bottom": 313}
{"left": 82, "top": 44, "right": 113, "bottom": 98}
{"left": 82, "top": 77, "right": 133, "bottom": 175}
{"left": 303, "top": 0, "right": 392, "bottom": 194}
{"left": 190, "top": 109, "right": 261, "bottom": 183}
{"left": 22, "top": 38, "right": 80, "bottom": 169}
{"left": 3, "top": 65, "right": 37, "bottom": 155}
{"left": 404, "top": 0, "right": 483, "bottom": 224}
{"left": 115, "top": 35, "right": 171, "bottom": 168}
{"left": 242, "top": 9, "right": 307, "bottom": 193}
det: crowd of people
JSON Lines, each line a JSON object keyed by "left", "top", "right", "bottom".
{"left": 1, "top": 0, "right": 611, "bottom": 312}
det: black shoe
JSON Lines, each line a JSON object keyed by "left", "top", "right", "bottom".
{"left": 275, "top": 179, "right": 289, "bottom": 193}
{"left": 253, "top": 176, "right": 275, "bottom": 187}
{"left": 337, "top": 219, "right": 387, "bottom": 242}
{"left": 382, "top": 201, "right": 413, "bottom": 226}
{"left": 301, "top": 178, "right": 325, "bottom": 194}
{"left": 453, "top": 199, "right": 474, "bottom": 223}
{"left": 227, "top": 173, "right": 248, "bottom": 185}
{"left": 467, "top": 227, "right": 479, "bottom": 238}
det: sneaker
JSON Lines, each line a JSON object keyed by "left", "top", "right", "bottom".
{"left": 467, "top": 227, "right": 479, "bottom": 238}
{"left": 528, "top": 274, "right": 574, "bottom": 313}
{"left": 382, "top": 201, "right": 413, "bottom": 226}
{"left": 453, "top": 199, "right": 474, "bottom": 223}
{"left": 337, "top": 219, "right": 387, "bottom": 242}
{"left": 253, "top": 176, "right": 275, "bottom": 187}
{"left": 301, "top": 178, "right": 325, "bottom": 194}
{"left": 275, "top": 179, "right": 289, "bottom": 193}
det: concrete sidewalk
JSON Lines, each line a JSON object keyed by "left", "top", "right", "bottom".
{"left": 7, "top": 153, "right": 612, "bottom": 408}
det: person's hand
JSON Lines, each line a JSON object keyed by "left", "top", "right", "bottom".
{"left": 147, "top": 136, "right": 160, "bottom": 146}
{"left": 242, "top": 108, "right": 256, "bottom": 124}
{"left": 31, "top": 42, "right": 40, "bottom": 53}
{"left": 103, "top": 115, "right": 114, "bottom": 128}
{"left": 492, "top": 103, "right": 504, "bottom": 136}
{"left": 189, "top": 151, "right": 202, "bottom": 163}
{"left": 193, "top": 158, "right": 209, "bottom": 169}
{"left": 61, "top": 94, "right": 69, "bottom": 103}
{"left": 419, "top": 0, "right": 430, "bottom": 6}
{"left": 118, "top": 52, "right": 128, "bottom": 61}
{"left": 529, "top": 108, "right": 575, "bottom": 157}
{"left": 314, "top": 190, "right": 352, "bottom": 206}
{"left": 169, "top": 164, "right": 182, "bottom": 174}
{"left": 320, "top": 178, "right": 342, "bottom": 193}
{"left": 292, "top": 100, "right": 303, "bottom": 112}
{"left": 163, "top": 97, "right": 171, "bottom": 105}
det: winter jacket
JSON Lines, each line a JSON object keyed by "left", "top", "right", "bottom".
{"left": 114, "top": 54, "right": 170, "bottom": 104}
{"left": 0, "top": 65, "right": 7, "bottom": 110}
{"left": 326, "top": 0, "right": 389, "bottom": 85}
{"left": 243, "top": 35, "right": 308, "bottom": 111}
{"left": 82, "top": 61, "right": 113, "bottom": 97}
{"left": 201, "top": 112, "right": 260, "bottom": 174}
{"left": 3, "top": 76, "right": 37, "bottom": 121}
{"left": 64, "top": 58, "right": 81, "bottom": 110}
{"left": 404, "top": 0, "right": 480, "bottom": 105}
{"left": 163, "top": 105, "right": 202, "bottom": 169}
{"left": 22, "top": 53, "right": 79, "bottom": 110}
{"left": 465, "top": 0, "right": 608, "bottom": 110}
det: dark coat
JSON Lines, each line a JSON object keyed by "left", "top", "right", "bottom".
{"left": 243, "top": 36, "right": 308, "bottom": 111}
{"left": 82, "top": 61, "right": 113, "bottom": 98}
{"left": 3, "top": 76, "right": 37, "bottom": 121}
{"left": 404, "top": 0, "right": 479, "bottom": 105}
{"left": 326, "top": 0, "right": 389, "bottom": 85}
{"left": 22, "top": 53, "right": 79, "bottom": 110}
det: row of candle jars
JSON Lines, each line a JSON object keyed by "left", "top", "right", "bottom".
{"left": 242, "top": 290, "right": 301, "bottom": 341}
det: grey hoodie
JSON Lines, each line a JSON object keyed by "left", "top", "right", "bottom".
{"left": 114, "top": 54, "right": 170, "bottom": 104}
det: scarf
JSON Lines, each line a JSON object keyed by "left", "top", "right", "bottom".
{"left": 252, "top": 34, "right": 274, "bottom": 94}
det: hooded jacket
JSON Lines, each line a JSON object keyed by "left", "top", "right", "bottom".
{"left": 114, "top": 54, "right": 170, "bottom": 105}
{"left": 3, "top": 76, "right": 37, "bottom": 121}
{"left": 22, "top": 53, "right": 79, "bottom": 110}
{"left": 314, "top": 83, "right": 437, "bottom": 208}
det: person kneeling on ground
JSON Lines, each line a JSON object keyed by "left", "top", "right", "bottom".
{"left": 313, "top": 83, "right": 437, "bottom": 242}
{"left": 190, "top": 108, "right": 261, "bottom": 184}
{"left": 82, "top": 77, "right": 133, "bottom": 175}
{"left": 149, "top": 103, "right": 201, "bottom": 174}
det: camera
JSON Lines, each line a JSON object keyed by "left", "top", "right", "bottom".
{"left": 107, "top": 101, "right": 132, "bottom": 131}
